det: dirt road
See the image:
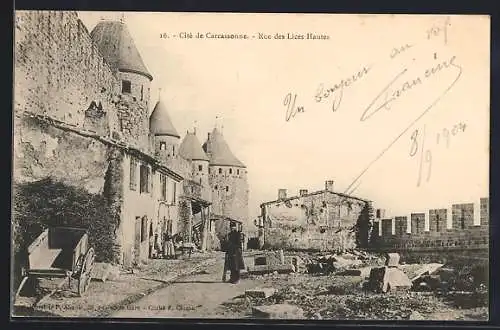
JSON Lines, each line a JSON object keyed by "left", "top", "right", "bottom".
{"left": 111, "top": 256, "right": 261, "bottom": 318}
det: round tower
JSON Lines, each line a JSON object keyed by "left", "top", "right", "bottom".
{"left": 90, "top": 20, "right": 153, "bottom": 108}
{"left": 149, "top": 97, "right": 180, "bottom": 162}
{"left": 202, "top": 127, "right": 248, "bottom": 239}
{"left": 179, "top": 130, "right": 210, "bottom": 186}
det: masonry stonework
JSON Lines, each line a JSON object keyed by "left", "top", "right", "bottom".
{"left": 260, "top": 189, "right": 369, "bottom": 251}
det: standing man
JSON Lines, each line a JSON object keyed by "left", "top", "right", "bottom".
{"left": 225, "top": 222, "right": 245, "bottom": 284}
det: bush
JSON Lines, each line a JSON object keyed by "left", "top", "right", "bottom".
{"left": 12, "top": 178, "right": 121, "bottom": 288}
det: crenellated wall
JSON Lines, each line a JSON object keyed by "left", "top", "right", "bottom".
{"left": 370, "top": 198, "right": 489, "bottom": 252}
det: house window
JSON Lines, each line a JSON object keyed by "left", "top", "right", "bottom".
{"left": 129, "top": 158, "right": 137, "bottom": 191}
{"left": 141, "top": 216, "right": 148, "bottom": 242}
{"left": 226, "top": 186, "right": 229, "bottom": 192}
{"left": 140, "top": 164, "right": 150, "bottom": 193}
{"left": 160, "top": 142, "right": 166, "bottom": 150}
{"left": 173, "top": 146, "right": 175, "bottom": 156}
{"left": 237, "top": 169, "right": 239, "bottom": 175}
{"left": 198, "top": 165, "right": 203, "bottom": 171}
{"left": 140, "top": 85, "right": 143, "bottom": 101}
{"left": 167, "top": 180, "right": 176, "bottom": 204}
{"left": 160, "top": 174, "right": 167, "bottom": 200}
{"left": 214, "top": 185, "right": 218, "bottom": 190}
{"left": 218, "top": 168, "right": 222, "bottom": 174}
{"left": 229, "top": 168, "right": 232, "bottom": 174}
{"left": 122, "top": 80, "right": 131, "bottom": 94}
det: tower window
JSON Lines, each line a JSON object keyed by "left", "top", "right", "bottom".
{"left": 198, "top": 165, "right": 203, "bottom": 171}
{"left": 140, "top": 85, "right": 143, "bottom": 101}
{"left": 226, "top": 186, "right": 229, "bottom": 192}
{"left": 237, "top": 169, "right": 239, "bottom": 175}
{"left": 229, "top": 168, "right": 232, "bottom": 174}
{"left": 173, "top": 146, "right": 175, "bottom": 156}
{"left": 122, "top": 80, "right": 131, "bottom": 94}
{"left": 218, "top": 168, "right": 222, "bottom": 174}
{"left": 214, "top": 185, "right": 218, "bottom": 190}
{"left": 160, "top": 142, "right": 166, "bottom": 150}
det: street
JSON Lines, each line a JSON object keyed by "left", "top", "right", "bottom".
{"left": 112, "top": 254, "right": 260, "bottom": 318}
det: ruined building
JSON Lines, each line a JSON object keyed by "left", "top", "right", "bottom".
{"left": 258, "top": 180, "right": 372, "bottom": 251}
{"left": 13, "top": 11, "right": 248, "bottom": 267}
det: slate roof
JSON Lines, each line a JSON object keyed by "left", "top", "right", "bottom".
{"left": 90, "top": 20, "right": 153, "bottom": 81}
{"left": 149, "top": 99, "right": 180, "bottom": 138}
{"left": 202, "top": 128, "right": 245, "bottom": 168}
{"left": 179, "top": 131, "right": 209, "bottom": 161}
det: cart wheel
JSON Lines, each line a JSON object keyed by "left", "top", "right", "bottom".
{"left": 77, "top": 248, "right": 95, "bottom": 297}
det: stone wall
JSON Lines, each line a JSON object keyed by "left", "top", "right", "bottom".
{"left": 14, "top": 115, "right": 109, "bottom": 192}
{"left": 14, "top": 11, "right": 118, "bottom": 129}
{"left": 261, "top": 191, "right": 369, "bottom": 251}
{"left": 118, "top": 70, "right": 151, "bottom": 110}
{"left": 209, "top": 165, "right": 249, "bottom": 236}
{"left": 115, "top": 96, "right": 151, "bottom": 153}
{"left": 370, "top": 198, "right": 489, "bottom": 252}
{"left": 12, "top": 114, "right": 124, "bottom": 264}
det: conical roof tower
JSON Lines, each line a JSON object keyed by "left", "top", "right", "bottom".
{"left": 149, "top": 98, "right": 180, "bottom": 138}
{"left": 90, "top": 20, "right": 153, "bottom": 81}
{"left": 202, "top": 127, "right": 245, "bottom": 168}
{"left": 179, "top": 131, "right": 209, "bottom": 161}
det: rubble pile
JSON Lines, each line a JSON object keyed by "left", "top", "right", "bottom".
{"left": 232, "top": 249, "right": 488, "bottom": 320}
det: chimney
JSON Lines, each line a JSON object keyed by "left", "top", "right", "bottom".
{"left": 278, "top": 189, "right": 287, "bottom": 200}
{"left": 325, "top": 180, "right": 334, "bottom": 191}
{"left": 299, "top": 189, "right": 308, "bottom": 196}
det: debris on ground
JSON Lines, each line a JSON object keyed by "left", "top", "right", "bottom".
{"left": 246, "top": 288, "right": 277, "bottom": 299}
{"left": 252, "top": 303, "right": 305, "bottom": 319}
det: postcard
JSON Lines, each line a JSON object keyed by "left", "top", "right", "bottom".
{"left": 12, "top": 11, "right": 490, "bottom": 320}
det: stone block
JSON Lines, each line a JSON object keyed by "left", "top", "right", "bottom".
{"left": 248, "top": 263, "right": 295, "bottom": 275}
{"left": 368, "top": 266, "right": 412, "bottom": 293}
{"left": 252, "top": 304, "right": 304, "bottom": 319}
{"left": 385, "top": 252, "right": 400, "bottom": 267}
{"left": 245, "top": 287, "right": 277, "bottom": 298}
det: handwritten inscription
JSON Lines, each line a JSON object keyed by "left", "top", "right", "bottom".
{"left": 426, "top": 16, "right": 452, "bottom": 44}
{"left": 360, "top": 55, "right": 459, "bottom": 122}
{"left": 313, "top": 65, "right": 372, "bottom": 113}
{"left": 410, "top": 125, "right": 432, "bottom": 186}
{"left": 436, "top": 122, "right": 467, "bottom": 147}
{"left": 390, "top": 44, "right": 414, "bottom": 59}
{"left": 284, "top": 93, "right": 305, "bottom": 121}
{"left": 410, "top": 121, "right": 466, "bottom": 187}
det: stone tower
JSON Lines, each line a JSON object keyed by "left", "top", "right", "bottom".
{"left": 90, "top": 20, "right": 153, "bottom": 150}
{"left": 149, "top": 97, "right": 181, "bottom": 163}
{"left": 202, "top": 127, "right": 248, "bottom": 239}
{"left": 179, "top": 130, "right": 210, "bottom": 187}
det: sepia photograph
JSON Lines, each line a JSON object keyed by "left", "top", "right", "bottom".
{"left": 11, "top": 10, "right": 490, "bottom": 321}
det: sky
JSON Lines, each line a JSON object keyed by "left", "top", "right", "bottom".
{"left": 78, "top": 12, "right": 490, "bottom": 221}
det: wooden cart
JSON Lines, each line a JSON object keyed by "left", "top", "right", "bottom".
{"left": 16, "top": 227, "right": 95, "bottom": 300}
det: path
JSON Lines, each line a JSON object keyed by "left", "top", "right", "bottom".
{"left": 112, "top": 256, "right": 261, "bottom": 318}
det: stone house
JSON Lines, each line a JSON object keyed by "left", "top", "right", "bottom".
{"left": 258, "top": 180, "right": 372, "bottom": 251}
